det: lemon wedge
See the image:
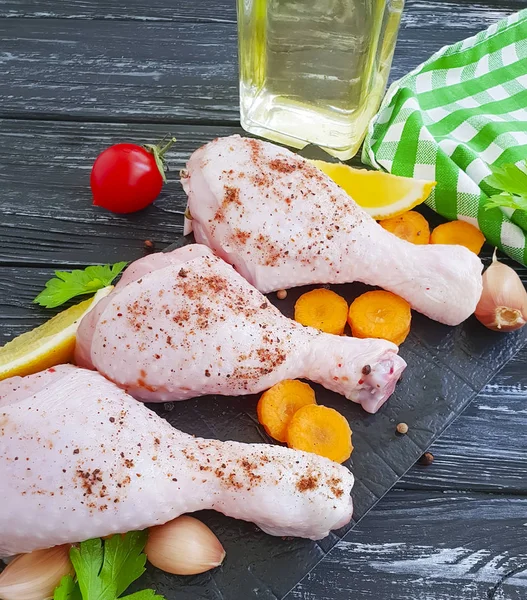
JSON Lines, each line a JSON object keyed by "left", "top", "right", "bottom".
{"left": 0, "top": 286, "right": 112, "bottom": 381}
{"left": 311, "top": 160, "right": 436, "bottom": 220}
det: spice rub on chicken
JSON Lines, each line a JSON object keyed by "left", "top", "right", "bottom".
{"left": 75, "top": 245, "right": 405, "bottom": 413}
{"left": 0, "top": 365, "right": 354, "bottom": 555}
{"left": 181, "top": 135, "right": 483, "bottom": 326}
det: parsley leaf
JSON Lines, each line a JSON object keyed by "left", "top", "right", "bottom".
{"left": 54, "top": 575, "right": 81, "bottom": 600}
{"left": 70, "top": 538, "right": 107, "bottom": 600}
{"left": 102, "top": 531, "right": 149, "bottom": 597}
{"left": 483, "top": 160, "right": 527, "bottom": 212}
{"left": 54, "top": 533, "right": 164, "bottom": 600}
{"left": 34, "top": 262, "right": 127, "bottom": 308}
{"left": 485, "top": 192, "right": 527, "bottom": 212}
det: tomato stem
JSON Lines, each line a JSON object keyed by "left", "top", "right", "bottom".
{"left": 158, "top": 137, "right": 178, "bottom": 156}
{"left": 143, "top": 136, "right": 177, "bottom": 184}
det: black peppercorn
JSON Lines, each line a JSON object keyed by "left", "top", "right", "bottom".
{"left": 418, "top": 452, "right": 434, "bottom": 466}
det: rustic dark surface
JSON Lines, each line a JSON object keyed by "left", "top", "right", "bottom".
{"left": 1, "top": 1, "right": 526, "bottom": 599}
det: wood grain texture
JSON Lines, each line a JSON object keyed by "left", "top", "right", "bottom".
{"left": 286, "top": 343, "right": 527, "bottom": 599}
{"left": 3, "top": 118, "right": 527, "bottom": 277}
{"left": 288, "top": 492, "right": 527, "bottom": 600}
{"left": 1, "top": 0, "right": 525, "bottom": 123}
{"left": 0, "top": 120, "right": 242, "bottom": 266}
{"left": 1, "top": 0, "right": 525, "bottom": 23}
{"left": 0, "top": 0, "right": 238, "bottom": 21}
{"left": 0, "top": 267, "right": 101, "bottom": 342}
{"left": 0, "top": 19, "right": 238, "bottom": 123}
{"left": 397, "top": 347, "right": 527, "bottom": 494}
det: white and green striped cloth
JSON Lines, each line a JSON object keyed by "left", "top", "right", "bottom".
{"left": 363, "top": 9, "right": 527, "bottom": 265}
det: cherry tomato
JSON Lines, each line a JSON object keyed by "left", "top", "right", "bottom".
{"left": 90, "top": 138, "right": 176, "bottom": 214}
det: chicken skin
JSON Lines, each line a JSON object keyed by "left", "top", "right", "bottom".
{"left": 181, "top": 135, "right": 483, "bottom": 326}
{"left": 0, "top": 365, "right": 354, "bottom": 556}
{"left": 75, "top": 245, "right": 405, "bottom": 413}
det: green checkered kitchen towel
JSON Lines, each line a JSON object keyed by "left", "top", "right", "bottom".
{"left": 362, "top": 9, "right": 527, "bottom": 265}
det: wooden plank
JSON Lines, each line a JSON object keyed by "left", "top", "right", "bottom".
{"left": 285, "top": 348, "right": 527, "bottom": 598}
{"left": 1, "top": 1, "right": 525, "bottom": 123}
{"left": 0, "top": 19, "right": 238, "bottom": 123}
{"left": 3, "top": 119, "right": 527, "bottom": 276}
{"left": 397, "top": 347, "right": 527, "bottom": 494}
{"left": 0, "top": 120, "right": 242, "bottom": 266}
{"left": 288, "top": 491, "right": 527, "bottom": 600}
{"left": 0, "top": 268, "right": 56, "bottom": 343}
{"left": 0, "top": 0, "right": 237, "bottom": 21}
{"left": 0, "top": 0, "right": 524, "bottom": 23}
{"left": 0, "top": 267, "right": 121, "bottom": 343}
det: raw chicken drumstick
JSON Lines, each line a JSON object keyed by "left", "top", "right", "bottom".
{"left": 0, "top": 365, "right": 354, "bottom": 556}
{"left": 75, "top": 245, "right": 406, "bottom": 413}
{"left": 181, "top": 135, "right": 483, "bottom": 326}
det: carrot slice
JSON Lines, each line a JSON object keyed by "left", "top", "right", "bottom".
{"left": 348, "top": 290, "right": 411, "bottom": 346}
{"left": 379, "top": 210, "right": 430, "bottom": 244}
{"left": 286, "top": 404, "right": 353, "bottom": 464}
{"left": 294, "top": 289, "right": 348, "bottom": 335}
{"left": 257, "top": 380, "right": 316, "bottom": 443}
{"left": 430, "top": 220, "right": 485, "bottom": 254}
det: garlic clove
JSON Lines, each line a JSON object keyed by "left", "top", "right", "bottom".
{"left": 474, "top": 251, "right": 527, "bottom": 332}
{"left": 146, "top": 516, "right": 225, "bottom": 576}
{"left": 491, "top": 307, "right": 526, "bottom": 331}
{"left": 0, "top": 545, "right": 73, "bottom": 600}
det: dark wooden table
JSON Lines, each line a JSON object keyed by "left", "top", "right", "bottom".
{"left": 1, "top": 1, "right": 527, "bottom": 598}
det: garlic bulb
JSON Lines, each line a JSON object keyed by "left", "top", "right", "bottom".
{"left": 0, "top": 546, "right": 73, "bottom": 600}
{"left": 146, "top": 516, "right": 225, "bottom": 576}
{"left": 475, "top": 250, "right": 527, "bottom": 332}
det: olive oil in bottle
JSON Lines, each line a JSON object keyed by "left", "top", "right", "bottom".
{"left": 237, "top": 0, "right": 404, "bottom": 159}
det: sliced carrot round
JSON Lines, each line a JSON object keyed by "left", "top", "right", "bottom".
{"left": 286, "top": 404, "right": 353, "bottom": 464}
{"left": 379, "top": 210, "right": 430, "bottom": 244}
{"left": 257, "top": 379, "right": 316, "bottom": 443}
{"left": 348, "top": 290, "right": 411, "bottom": 346}
{"left": 430, "top": 220, "right": 485, "bottom": 254}
{"left": 294, "top": 288, "right": 348, "bottom": 335}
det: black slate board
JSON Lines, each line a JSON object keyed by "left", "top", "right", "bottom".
{"left": 123, "top": 225, "right": 527, "bottom": 600}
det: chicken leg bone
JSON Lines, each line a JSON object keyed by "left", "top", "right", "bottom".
{"left": 75, "top": 245, "right": 405, "bottom": 413}
{"left": 0, "top": 365, "right": 353, "bottom": 556}
{"left": 181, "top": 135, "right": 483, "bottom": 326}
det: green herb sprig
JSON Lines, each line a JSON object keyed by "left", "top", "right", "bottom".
{"left": 54, "top": 532, "right": 164, "bottom": 600}
{"left": 483, "top": 160, "right": 527, "bottom": 212}
{"left": 34, "top": 262, "right": 127, "bottom": 308}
